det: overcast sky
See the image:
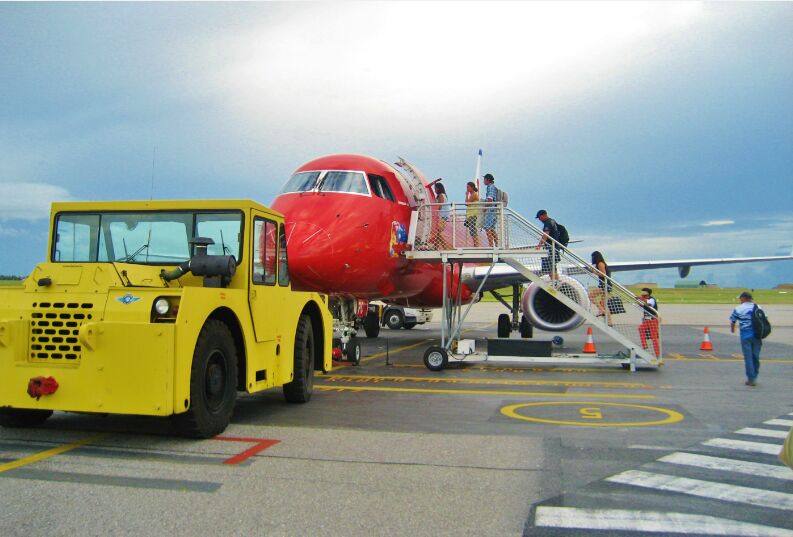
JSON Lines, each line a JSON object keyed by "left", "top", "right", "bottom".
{"left": 1, "top": 2, "right": 792, "bottom": 287}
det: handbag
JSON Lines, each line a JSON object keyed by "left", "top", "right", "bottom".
{"left": 781, "top": 426, "right": 793, "bottom": 470}
{"left": 607, "top": 296, "right": 626, "bottom": 315}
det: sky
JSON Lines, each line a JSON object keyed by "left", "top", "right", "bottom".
{"left": 1, "top": 1, "right": 792, "bottom": 287}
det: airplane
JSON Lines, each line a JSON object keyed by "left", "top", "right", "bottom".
{"left": 271, "top": 153, "right": 793, "bottom": 358}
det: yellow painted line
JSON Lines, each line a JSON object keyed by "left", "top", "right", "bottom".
{"left": 315, "top": 384, "right": 655, "bottom": 399}
{"left": 501, "top": 401, "right": 684, "bottom": 427}
{"left": 0, "top": 434, "right": 105, "bottom": 474}
{"left": 323, "top": 374, "right": 665, "bottom": 389}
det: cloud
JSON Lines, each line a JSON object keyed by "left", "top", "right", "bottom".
{"left": 702, "top": 220, "right": 735, "bottom": 227}
{"left": 0, "top": 182, "right": 73, "bottom": 221}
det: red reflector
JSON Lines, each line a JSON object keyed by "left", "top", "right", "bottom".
{"left": 27, "top": 376, "right": 59, "bottom": 400}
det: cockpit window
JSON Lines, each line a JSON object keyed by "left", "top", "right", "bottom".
{"left": 368, "top": 174, "right": 396, "bottom": 202}
{"left": 280, "top": 171, "right": 321, "bottom": 194}
{"left": 319, "top": 171, "right": 369, "bottom": 195}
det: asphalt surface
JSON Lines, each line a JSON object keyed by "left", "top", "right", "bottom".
{"left": 1, "top": 303, "right": 792, "bottom": 536}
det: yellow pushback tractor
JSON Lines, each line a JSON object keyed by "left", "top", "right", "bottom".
{"left": 0, "top": 200, "right": 332, "bottom": 437}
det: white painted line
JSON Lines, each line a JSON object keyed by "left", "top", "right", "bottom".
{"left": 534, "top": 506, "right": 793, "bottom": 536}
{"left": 765, "top": 419, "right": 793, "bottom": 427}
{"left": 737, "top": 427, "right": 790, "bottom": 439}
{"left": 703, "top": 438, "right": 782, "bottom": 455}
{"left": 606, "top": 470, "right": 793, "bottom": 511}
{"left": 659, "top": 452, "right": 793, "bottom": 481}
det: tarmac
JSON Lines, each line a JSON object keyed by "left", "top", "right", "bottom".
{"left": 1, "top": 303, "right": 791, "bottom": 536}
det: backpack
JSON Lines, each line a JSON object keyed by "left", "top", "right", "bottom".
{"left": 556, "top": 223, "right": 570, "bottom": 247}
{"left": 495, "top": 187, "right": 508, "bottom": 207}
{"left": 751, "top": 305, "right": 772, "bottom": 339}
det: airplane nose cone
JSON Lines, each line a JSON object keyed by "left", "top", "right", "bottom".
{"left": 285, "top": 222, "right": 335, "bottom": 291}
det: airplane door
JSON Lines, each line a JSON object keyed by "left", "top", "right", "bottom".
{"left": 249, "top": 215, "right": 289, "bottom": 344}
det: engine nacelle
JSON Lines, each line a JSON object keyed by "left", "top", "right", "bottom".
{"left": 521, "top": 275, "right": 591, "bottom": 332}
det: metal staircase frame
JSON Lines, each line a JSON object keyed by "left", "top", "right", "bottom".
{"left": 405, "top": 203, "right": 663, "bottom": 371}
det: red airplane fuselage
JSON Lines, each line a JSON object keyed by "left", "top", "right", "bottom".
{"left": 271, "top": 154, "right": 472, "bottom": 308}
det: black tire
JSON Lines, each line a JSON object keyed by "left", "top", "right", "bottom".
{"left": 363, "top": 311, "right": 380, "bottom": 338}
{"left": 404, "top": 322, "right": 417, "bottom": 330}
{"left": 284, "top": 315, "right": 315, "bottom": 403}
{"left": 0, "top": 408, "right": 53, "bottom": 428}
{"left": 423, "top": 346, "right": 448, "bottom": 371}
{"left": 519, "top": 315, "right": 533, "bottom": 339}
{"left": 385, "top": 309, "right": 404, "bottom": 330}
{"left": 497, "top": 314, "right": 511, "bottom": 338}
{"left": 173, "top": 320, "right": 238, "bottom": 438}
{"left": 343, "top": 337, "right": 362, "bottom": 366}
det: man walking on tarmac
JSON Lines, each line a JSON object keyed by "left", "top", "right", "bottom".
{"left": 730, "top": 291, "right": 762, "bottom": 386}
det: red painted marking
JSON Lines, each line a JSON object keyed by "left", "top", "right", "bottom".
{"left": 213, "top": 436, "right": 281, "bottom": 465}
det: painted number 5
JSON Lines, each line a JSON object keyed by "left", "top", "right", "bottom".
{"left": 580, "top": 407, "right": 603, "bottom": 420}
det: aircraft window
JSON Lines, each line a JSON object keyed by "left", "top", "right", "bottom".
{"left": 368, "top": 174, "right": 395, "bottom": 202}
{"left": 280, "top": 171, "right": 321, "bottom": 194}
{"left": 320, "top": 171, "right": 369, "bottom": 195}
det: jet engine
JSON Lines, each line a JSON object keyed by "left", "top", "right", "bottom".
{"left": 521, "top": 275, "right": 591, "bottom": 332}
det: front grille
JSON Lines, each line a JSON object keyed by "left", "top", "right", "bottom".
{"left": 30, "top": 302, "right": 95, "bottom": 361}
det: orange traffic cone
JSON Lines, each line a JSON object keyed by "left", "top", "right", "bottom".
{"left": 583, "top": 327, "right": 597, "bottom": 353}
{"left": 700, "top": 327, "right": 713, "bottom": 351}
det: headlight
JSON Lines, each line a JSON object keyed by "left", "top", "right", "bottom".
{"left": 154, "top": 298, "right": 170, "bottom": 315}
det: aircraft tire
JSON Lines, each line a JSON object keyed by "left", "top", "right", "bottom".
{"left": 497, "top": 314, "right": 511, "bottom": 338}
{"left": 423, "top": 346, "right": 448, "bottom": 372}
{"left": 520, "top": 315, "right": 533, "bottom": 338}
{"left": 363, "top": 311, "right": 380, "bottom": 338}
{"left": 284, "top": 315, "right": 315, "bottom": 402}
{"left": 0, "top": 408, "right": 53, "bottom": 428}
{"left": 385, "top": 309, "right": 404, "bottom": 330}
{"left": 344, "top": 337, "right": 362, "bottom": 366}
{"left": 173, "top": 319, "right": 238, "bottom": 438}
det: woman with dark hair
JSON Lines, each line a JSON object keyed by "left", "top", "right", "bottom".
{"left": 430, "top": 181, "right": 451, "bottom": 250}
{"left": 588, "top": 250, "right": 612, "bottom": 318}
{"left": 464, "top": 181, "right": 480, "bottom": 247}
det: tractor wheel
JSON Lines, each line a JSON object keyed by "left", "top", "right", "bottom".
{"left": 0, "top": 408, "right": 53, "bottom": 428}
{"left": 173, "top": 320, "right": 238, "bottom": 438}
{"left": 284, "top": 315, "right": 315, "bottom": 403}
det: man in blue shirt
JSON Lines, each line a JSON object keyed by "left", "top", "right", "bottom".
{"left": 729, "top": 291, "right": 762, "bottom": 386}
{"left": 482, "top": 173, "right": 498, "bottom": 247}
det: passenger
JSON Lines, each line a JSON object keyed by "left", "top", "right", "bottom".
{"left": 430, "top": 181, "right": 452, "bottom": 250}
{"left": 588, "top": 250, "right": 612, "bottom": 322}
{"left": 482, "top": 173, "right": 498, "bottom": 247}
{"left": 464, "top": 181, "right": 480, "bottom": 247}
{"left": 638, "top": 287, "right": 660, "bottom": 356}
{"left": 535, "top": 210, "right": 561, "bottom": 280}
{"left": 730, "top": 291, "right": 762, "bottom": 386}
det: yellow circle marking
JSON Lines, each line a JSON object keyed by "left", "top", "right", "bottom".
{"left": 501, "top": 401, "right": 684, "bottom": 427}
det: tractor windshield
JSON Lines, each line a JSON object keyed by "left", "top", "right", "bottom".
{"left": 53, "top": 211, "right": 243, "bottom": 264}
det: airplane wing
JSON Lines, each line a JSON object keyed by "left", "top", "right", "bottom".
{"left": 463, "top": 253, "right": 793, "bottom": 291}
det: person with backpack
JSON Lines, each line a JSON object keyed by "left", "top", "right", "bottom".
{"left": 729, "top": 291, "right": 768, "bottom": 386}
{"left": 535, "top": 210, "right": 561, "bottom": 281}
{"left": 638, "top": 287, "right": 660, "bottom": 357}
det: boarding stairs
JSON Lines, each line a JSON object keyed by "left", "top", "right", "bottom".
{"left": 405, "top": 202, "right": 662, "bottom": 370}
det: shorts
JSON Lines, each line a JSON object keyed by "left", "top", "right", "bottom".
{"left": 482, "top": 210, "right": 497, "bottom": 230}
{"left": 541, "top": 251, "right": 561, "bottom": 274}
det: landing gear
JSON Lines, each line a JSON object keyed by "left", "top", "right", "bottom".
{"left": 343, "top": 337, "right": 361, "bottom": 366}
{"left": 363, "top": 310, "right": 380, "bottom": 338}
{"left": 520, "top": 315, "right": 533, "bottom": 339}
{"left": 497, "top": 314, "right": 511, "bottom": 338}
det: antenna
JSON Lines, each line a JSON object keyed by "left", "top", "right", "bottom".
{"left": 150, "top": 146, "right": 156, "bottom": 200}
